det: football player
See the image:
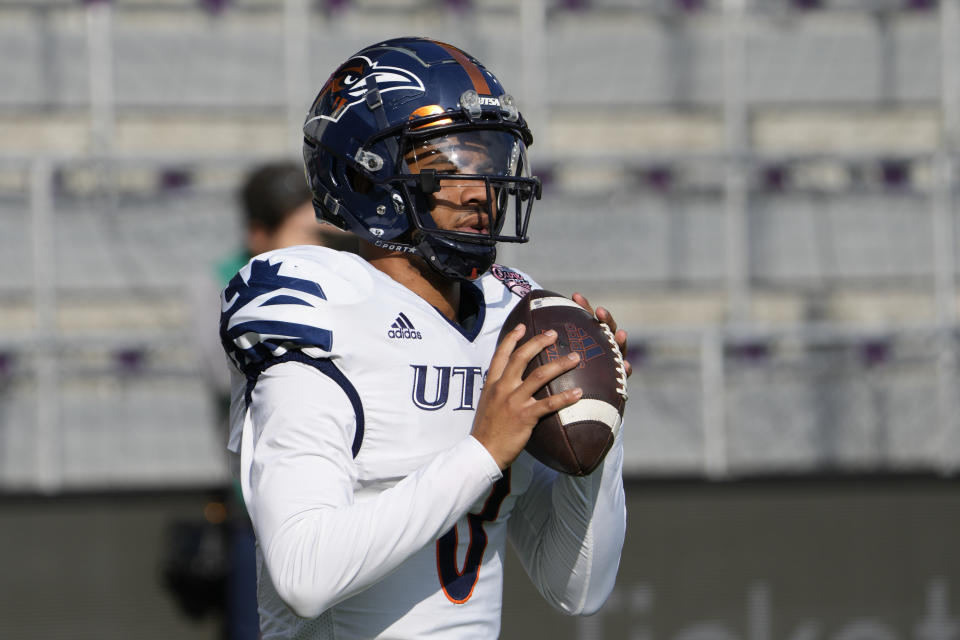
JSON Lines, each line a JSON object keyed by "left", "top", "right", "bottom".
{"left": 219, "top": 37, "right": 631, "bottom": 639}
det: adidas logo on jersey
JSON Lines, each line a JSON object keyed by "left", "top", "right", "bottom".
{"left": 388, "top": 313, "right": 422, "bottom": 340}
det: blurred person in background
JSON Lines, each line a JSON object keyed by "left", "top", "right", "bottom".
{"left": 174, "top": 161, "right": 356, "bottom": 640}
{"left": 204, "top": 161, "right": 359, "bottom": 403}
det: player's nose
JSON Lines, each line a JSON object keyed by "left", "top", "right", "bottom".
{"left": 459, "top": 180, "right": 488, "bottom": 206}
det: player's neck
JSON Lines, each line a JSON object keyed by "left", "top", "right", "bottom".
{"left": 362, "top": 244, "right": 460, "bottom": 322}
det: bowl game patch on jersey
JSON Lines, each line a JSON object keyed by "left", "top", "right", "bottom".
{"left": 490, "top": 264, "right": 532, "bottom": 297}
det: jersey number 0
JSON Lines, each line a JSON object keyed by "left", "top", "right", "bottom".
{"left": 436, "top": 470, "right": 511, "bottom": 604}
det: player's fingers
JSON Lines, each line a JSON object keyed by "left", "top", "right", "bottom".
{"left": 502, "top": 328, "right": 559, "bottom": 381}
{"left": 615, "top": 329, "right": 627, "bottom": 356}
{"left": 488, "top": 323, "right": 526, "bottom": 382}
{"left": 596, "top": 306, "right": 617, "bottom": 332}
{"left": 603, "top": 318, "right": 626, "bottom": 356}
{"left": 597, "top": 307, "right": 627, "bottom": 355}
{"left": 516, "top": 350, "right": 581, "bottom": 398}
{"left": 614, "top": 328, "right": 634, "bottom": 378}
{"left": 614, "top": 328, "right": 627, "bottom": 350}
{"left": 530, "top": 385, "right": 583, "bottom": 418}
{"left": 596, "top": 306, "right": 632, "bottom": 377}
{"left": 572, "top": 292, "right": 594, "bottom": 317}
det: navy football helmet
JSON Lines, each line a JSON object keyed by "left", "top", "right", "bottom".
{"left": 302, "top": 37, "right": 541, "bottom": 280}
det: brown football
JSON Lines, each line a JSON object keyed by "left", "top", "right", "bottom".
{"left": 497, "top": 289, "right": 628, "bottom": 475}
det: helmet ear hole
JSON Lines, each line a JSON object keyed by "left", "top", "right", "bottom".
{"left": 346, "top": 166, "right": 373, "bottom": 195}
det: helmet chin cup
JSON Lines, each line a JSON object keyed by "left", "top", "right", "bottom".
{"left": 416, "top": 232, "right": 497, "bottom": 281}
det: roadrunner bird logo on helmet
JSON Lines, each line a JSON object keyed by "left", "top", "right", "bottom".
{"left": 308, "top": 56, "right": 426, "bottom": 124}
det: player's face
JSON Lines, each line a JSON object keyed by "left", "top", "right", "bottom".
{"left": 404, "top": 132, "right": 520, "bottom": 236}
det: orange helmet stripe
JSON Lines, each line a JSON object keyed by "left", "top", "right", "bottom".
{"left": 434, "top": 41, "right": 491, "bottom": 95}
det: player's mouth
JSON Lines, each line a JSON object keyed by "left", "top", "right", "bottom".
{"left": 455, "top": 212, "right": 490, "bottom": 234}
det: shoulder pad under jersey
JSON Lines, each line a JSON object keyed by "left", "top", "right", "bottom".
{"left": 218, "top": 247, "right": 370, "bottom": 373}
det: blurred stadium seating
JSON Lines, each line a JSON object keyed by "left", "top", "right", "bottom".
{"left": 2, "top": 0, "right": 960, "bottom": 493}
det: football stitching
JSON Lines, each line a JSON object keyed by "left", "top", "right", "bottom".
{"left": 600, "top": 321, "right": 628, "bottom": 401}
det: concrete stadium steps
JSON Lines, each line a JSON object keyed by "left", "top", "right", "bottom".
{"left": 0, "top": 4, "right": 942, "bottom": 109}
{"left": 0, "top": 112, "right": 291, "bottom": 156}
{"left": 0, "top": 373, "right": 228, "bottom": 490}
{"left": 510, "top": 189, "right": 948, "bottom": 292}
{"left": 0, "top": 302, "right": 953, "bottom": 484}
{"left": 619, "top": 324, "right": 954, "bottom": 476}
{"left": 2, "top": 0, "right": 956, "bottom": 485}
{"left": 0, "top": 106, "right": 940, "bottom": 160}
{"left": 1, "top": 184, "right": 953, "bottom": 330}
{"left": 0, "top": 287, "right": 945, "bottom": 339}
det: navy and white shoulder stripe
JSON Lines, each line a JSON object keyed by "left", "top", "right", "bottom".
{"left": 219, "top": 256, "right": 332, "bottom": 373}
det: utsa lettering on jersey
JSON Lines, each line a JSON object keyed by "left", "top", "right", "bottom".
{"left": 218, "top": 37, "right": 630, "bottom": 639}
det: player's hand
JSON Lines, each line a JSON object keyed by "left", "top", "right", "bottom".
{"left": 572, "top": 292, "right": 633, "bottom": 379}
{"left": 471, "top": 324, "right": 583, "bottom": 470}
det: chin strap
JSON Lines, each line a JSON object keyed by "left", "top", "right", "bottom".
{"left": 416, "top": 233, "right": 496, "bottom": 281}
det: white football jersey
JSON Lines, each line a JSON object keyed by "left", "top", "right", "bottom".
{"left": 219, "top": 246, "right": 625, "bottom": 640}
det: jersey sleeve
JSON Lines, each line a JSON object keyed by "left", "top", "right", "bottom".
{"left": 506, "top": 429, "right": 626, "bottom": 616}
{"left": 239, "top": 360, "right": 503, "bottom": 619}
